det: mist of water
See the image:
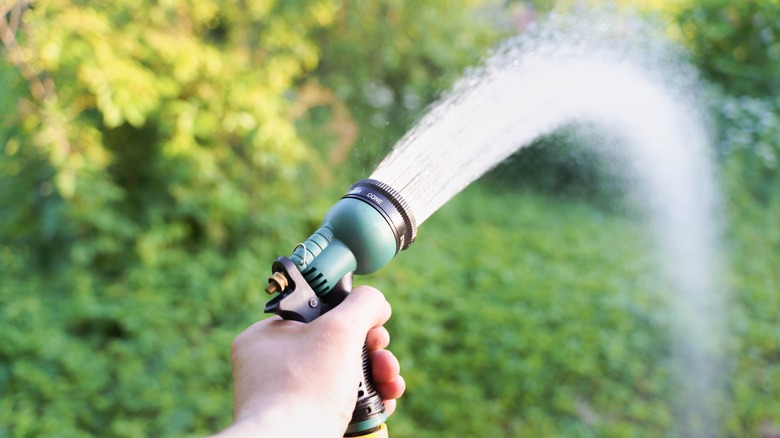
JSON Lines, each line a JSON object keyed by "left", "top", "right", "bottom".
{"left": 371, "top": 11, "right": 727, "bottom": 436}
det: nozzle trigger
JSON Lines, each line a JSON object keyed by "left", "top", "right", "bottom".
{"left": 264, "top": 257, "right": 352, "bottom": 323}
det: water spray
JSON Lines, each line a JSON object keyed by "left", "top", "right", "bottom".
{"left": 264, "top": 179, "right": 416, "bottom": 437}
{"left": 262, "top": 10, "right": 726, "bottom": 436}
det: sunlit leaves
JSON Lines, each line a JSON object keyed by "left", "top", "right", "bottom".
{"left": 0, "top": 2, "right": 338, "bottom": 433}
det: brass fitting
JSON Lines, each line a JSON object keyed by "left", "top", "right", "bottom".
{"left": 265, "top": 272, "right": 289, "bottom": 295}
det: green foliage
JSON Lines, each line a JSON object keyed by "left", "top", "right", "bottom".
{"left": 2, "top": 0, "right": 337, "bottom": 269}
{"left": 711, "top": 92, "right": 780, "bottom": 203}
{"left": 2, "top": 0, "right": 780, "bottom": 437}
{"left": 305, "top": 0, "right": 508, "bottom": 176}
{"left": 0, "top": 0, "right": 506, "bottom": 436}
{"left": 676, "top": 0, "right": 780, "bottom": 97}
{"left": 372, "top": 186, "right": 677, "bottom": 437}
{"left": 1, "top": 0, "right": 337, "bottom": 436}
{"left": 0, "top": 246, "right": 268, "bottom": 436}
{"left": 722, "top": 197, "right": 780, "bottom": 436}
{"left": 483, "top": 127, "right": 629, "bottom": 210}
{"left": 673, "top": 14, "right": 780, "bottom": 434}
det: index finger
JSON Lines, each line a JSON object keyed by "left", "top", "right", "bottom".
{"left": 316, "top": 285, "right": 392, "bottom": 338}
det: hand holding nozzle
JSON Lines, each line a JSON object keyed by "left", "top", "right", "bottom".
{"left": 264, "top": 262, "right": 388, "bottom": 435}
{"left": 261, "top": 179, "right": 417, "bottom": 437}
{"left": 215, "top": 287, "right": 405, "bottom": 438}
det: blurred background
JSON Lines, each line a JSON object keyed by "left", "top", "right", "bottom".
{"left": 1, "top": 0, "right": 778, "bottom": 436}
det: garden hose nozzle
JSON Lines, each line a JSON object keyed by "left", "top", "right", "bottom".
{"left": 264, "top": 179, "right": 416, "bottom": 437}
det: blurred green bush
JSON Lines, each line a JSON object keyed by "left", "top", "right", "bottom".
{"left": 1, "top": 1, "right": 327, "bottom": 433}
{"left": 676, "top": 0, "right": 780, "bottom": 207}
{"left": 0, "top": 0, "right": 504, "bottom": 436}
{"left": 1, "top": 0, "right": 779, "bottom": 437}
{"left": 678, "top": 8, "right": 780, "bottom": 432}
{"left": 676, "top": 0, "right": 780, "bottom": 98}
{"left": 373, "top": 186, "right": 677, "bottom": 437}
{"left": 713, "top": 93, "right": 780, "bottom": 203}
{"left": 296, "top": 0, "right": 507, "bottom": 177}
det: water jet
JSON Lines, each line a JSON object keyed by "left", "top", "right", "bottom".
{"left": 265, "top": 11, "right": 727, "bottom": 437}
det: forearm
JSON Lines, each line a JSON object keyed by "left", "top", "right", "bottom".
{"left": 210, "top": 401, "right": 347, "bottom": 438}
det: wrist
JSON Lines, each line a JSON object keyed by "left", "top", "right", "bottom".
{"left": 225, "top": 395, "right": 348, "bottom": 438}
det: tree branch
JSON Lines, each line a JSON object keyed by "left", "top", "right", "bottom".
{"left": 0, "top": 0, "right": 51, "bottom": 102}
{"left": 1, "top": 1, "right": 73, "bottom": 173}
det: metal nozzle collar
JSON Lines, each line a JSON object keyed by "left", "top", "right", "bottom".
{"left": 343, "top": 179, "right": 417, "bottom": 252}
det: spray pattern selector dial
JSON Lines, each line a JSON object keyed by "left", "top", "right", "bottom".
{"left": 342, "top": 179, "right": 417, "bottom": 252}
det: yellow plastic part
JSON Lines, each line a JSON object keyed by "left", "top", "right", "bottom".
{"left": 351, "top": 423, "right": 388, "bottom": 438}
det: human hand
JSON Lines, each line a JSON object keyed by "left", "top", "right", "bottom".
{"left": 212, "top": 286, "right": 405, "bottom": 437}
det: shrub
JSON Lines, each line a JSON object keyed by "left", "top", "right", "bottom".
{"left": 711, "top": 92, "right": 780, "bottom": 204}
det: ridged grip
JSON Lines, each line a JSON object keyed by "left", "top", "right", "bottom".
{"left": 345, "top": 344, "right": 387, "bottom": 436}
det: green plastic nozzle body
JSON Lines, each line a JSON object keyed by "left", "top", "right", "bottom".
{"left": 290, "top": 179, "right": 416, "bottom": 296}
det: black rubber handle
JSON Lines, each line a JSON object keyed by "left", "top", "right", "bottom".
{"left": 344, "top": 343, "right": 385, "bottom": 436}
